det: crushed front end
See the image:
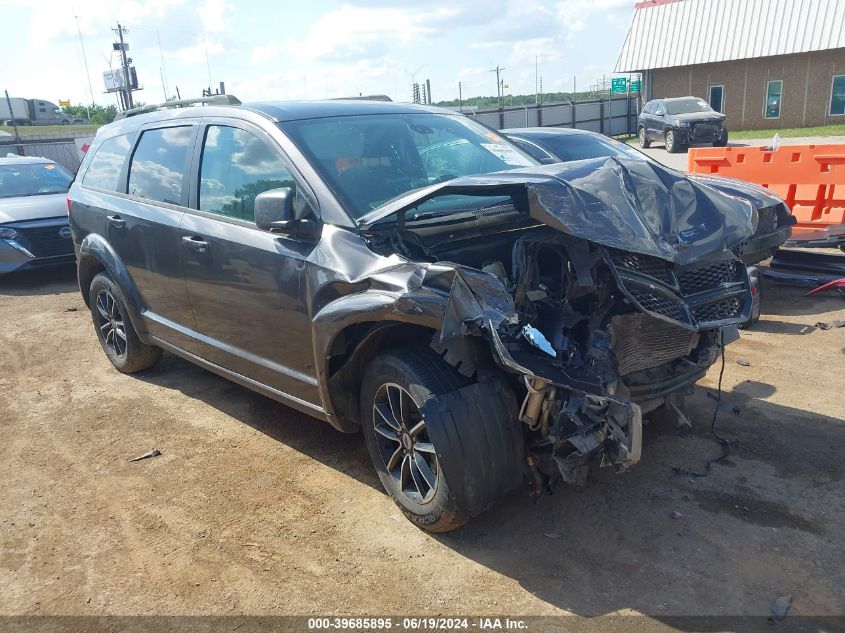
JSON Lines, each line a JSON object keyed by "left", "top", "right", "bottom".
{"left": 361, "top": 157, "right": 755, "bottom": 492}
{"left": 474, "top": 235, "right": 749, "bottom": 488}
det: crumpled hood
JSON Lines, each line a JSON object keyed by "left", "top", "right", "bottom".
{"left": 0, "top": 193, "right": 68, "bottom": 224}
{"left": 687, "top": 173, "right": 784, "bottom": 208}
{"left": 360, "top": 157, "right": 756, "bottom": 265}
{"left": 670, "top": 111, "right": 725, "bottom": 124}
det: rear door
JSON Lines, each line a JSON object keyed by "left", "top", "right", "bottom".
{"left": 649, "top": 102, "right": 666, "bottom": 138}
{"left": 639, "top": 101, "right": 653, "bottom": 135}
{"left": 106, "top": 123, "right": 198, "bottom": 350}
{"left": 179, "top": 120, "right": 321, "bottom": 406}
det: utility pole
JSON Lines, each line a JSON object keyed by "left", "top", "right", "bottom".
{"left": 489, "top": 66, "right": 505, "bottom": 109}
{"left": 458, "top": 81, "right": 462, "bottom": 111}
{"left": 112, "top": 22, "right": 133, "bottom": 109}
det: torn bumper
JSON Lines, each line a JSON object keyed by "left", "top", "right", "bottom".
{"left": 488, "top": 326, "right": 644, "bottom": 483}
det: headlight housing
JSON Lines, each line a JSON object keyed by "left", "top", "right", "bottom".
{"left": 674, "top": 119, "right": 690, "bottom": 128}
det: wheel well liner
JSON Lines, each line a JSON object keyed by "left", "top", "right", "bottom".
{"left": 326, "top": 322, "right": 439, "bottom": 431}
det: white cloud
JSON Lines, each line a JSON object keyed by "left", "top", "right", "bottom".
{"left": 174, "top": 35, "right": 225, "bottom": 65}
{"left": 197, "top": 0, "right": 233, "bottom": 33}
{"left": 250, "top": 41, "right": 283, "bottom": 65}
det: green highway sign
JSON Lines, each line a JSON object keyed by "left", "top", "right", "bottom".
{"left": 611, "top": 77, "right": 627, "bottom": 94}
{"left": 629, "top": 80, "right": 641, "bottom": 92}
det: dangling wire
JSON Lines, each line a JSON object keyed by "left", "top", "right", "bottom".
{"left": 672, "top": 329, "right": 732, "bottom": 478}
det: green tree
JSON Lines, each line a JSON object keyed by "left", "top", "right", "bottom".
{"left": 62, "top": 103, "right": 120, "bottom": 125}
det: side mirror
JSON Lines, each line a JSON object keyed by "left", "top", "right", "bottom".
{"left": 255, "top": 188, "right": 320, "bottom": 237}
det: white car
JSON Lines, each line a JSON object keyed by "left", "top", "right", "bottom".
{"left": 0, "top": 155, "right": 75, "bottom": 273}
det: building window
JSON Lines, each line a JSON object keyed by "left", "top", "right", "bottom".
{"left": 709, "top": 84, "right": 724, "bottom": 113}
{"left": 765, "top": 80, "right": 783, "bottom": 119}
{"left": 831, "top": 75, "right": 845, "bottom": 116}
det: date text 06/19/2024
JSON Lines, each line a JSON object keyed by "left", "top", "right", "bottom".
{"left": 307, "top": 617, "right": 529, "bottom": 630}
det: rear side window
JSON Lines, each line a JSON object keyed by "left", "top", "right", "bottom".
{"left": 510, "top": 138, "right": 554, "bottom": 162}
{"left": 128, "top": 126, "right": 192, "bottom": 205}
{"left": 198, "top": 125, "right": 296, "bottom": 223}
{"left": 82, "top": 134, "right": 132, "bottom": 191}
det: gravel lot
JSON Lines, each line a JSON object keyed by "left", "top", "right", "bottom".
{"left": 2, "top": 264, "right": 844, "bottom": 622}
{"left": 3, "top": 130, "right": 845, "bottom": 624}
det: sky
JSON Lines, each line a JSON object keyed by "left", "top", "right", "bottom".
{"left": 0, "top": 0, "right": 636, "bottom": 107}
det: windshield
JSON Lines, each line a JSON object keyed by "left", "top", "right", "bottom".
{"left": 665, "top": 98, "right": 713, "bottom": 115}
{"left": 280, "top": 113, "right": 537, "bottom": 219}
{"left": 0, "top": 162, "right": 73, "bottom": 198}
{"left": 537, "top": 133, "right": 650, "bottom": 163}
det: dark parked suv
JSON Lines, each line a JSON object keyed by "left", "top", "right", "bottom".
{"left": 638, "top": 96, "right": 728, "bottom": 153}
{"left": 70, "top": 97, "right": 759, "bottom": 531}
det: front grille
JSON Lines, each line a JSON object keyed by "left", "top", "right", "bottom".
{"left": 677, "top": 260, "right": 738, "bottom": 294}
{"left": 607, "top": 247, "right": 749, "bottom": 328}
{"left": 610, "top": 312, "right": 699, "bottom": 376}
{"left": 629, "top": 289, "right": 683, "bottom": 321}
{"left": 691, "top": 122, "right": 720, "bottom": 140}
{"left": 691, "top": 297, "right": 743, "bottom": 322}
{"left": 16, "top": 224, "right": 73, "bottom": 258}
{"left": 608, "top": 249, "right": 673, "bottom": 285}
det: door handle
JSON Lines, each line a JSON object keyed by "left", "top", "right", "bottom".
{"left": 182, "top": 235, "right": 209, "bottom": 253}
{"left": 107, "top": 214, "right": 125, "bottom": 228}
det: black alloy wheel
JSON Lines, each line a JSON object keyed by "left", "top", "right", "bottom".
{"left": 371, "top": 382, "right": 439, "bottom": 504}
{"left": 95, "top": 289, "right": 128, "bottom": 359}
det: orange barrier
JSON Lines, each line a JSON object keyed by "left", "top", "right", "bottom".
{"left": 687, "top": 145, "right": 845, "bottom": 245}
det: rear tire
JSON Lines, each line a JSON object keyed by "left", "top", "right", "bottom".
{"left": 638, "top": 126, "right": 651, "bottom": 148}
{"left": 88, "top": 273, "right": 161, "bottom": 373}
{"left": 360, "top": 346, "right": 469, "bottom": 532}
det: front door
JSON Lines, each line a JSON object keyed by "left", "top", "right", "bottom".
{"left": 107, "top": 124, "right": 197, "bottom": 350}
{"left": 180, "top": 122, "right": 321, "bottom": 406}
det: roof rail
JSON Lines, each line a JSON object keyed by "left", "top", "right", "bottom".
{"left": 115, "top": 94, "right": 242, "bottom": 120}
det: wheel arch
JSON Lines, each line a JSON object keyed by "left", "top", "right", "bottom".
{"left": 77, "top": 233, "right": 148, "bottom": 341}
{"left": 323, "top": 320, "right": 442, "bottom": 432}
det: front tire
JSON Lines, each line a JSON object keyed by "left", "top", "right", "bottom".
{"left": 88, "top": 273, "right": 161, "bottom": 373}
{"left": 714, "top": 129, "right": 729, "bottom": 147}
{"left": 665, "top": 129, "right": 680, "bottom": 153}
{"left": 361, "top": 347, "right": 469, "bottom": 532}
{"left": 638, "top": 126, "right": 651, "bottom": 148}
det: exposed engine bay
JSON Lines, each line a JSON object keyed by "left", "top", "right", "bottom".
{"left": 425, "top": 229, "right": 744, "bottom": 490}
{"left": 364, "top": 185, "right": 750, "bottom": 495}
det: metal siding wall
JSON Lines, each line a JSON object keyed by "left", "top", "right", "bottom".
{"left": 616, "top": 0, "right": 845, "bottom": 73}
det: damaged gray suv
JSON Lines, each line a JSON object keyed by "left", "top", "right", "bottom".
{"left": 69, "top": 97, "right": 770, "bottom": 532}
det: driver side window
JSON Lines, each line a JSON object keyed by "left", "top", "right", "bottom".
{"left": 198, "top": 125, "right": 296, "bottom": 223}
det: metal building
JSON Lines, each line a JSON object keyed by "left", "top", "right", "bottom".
{"left": 615, "top": 0, "right": 845, "bottom": 129}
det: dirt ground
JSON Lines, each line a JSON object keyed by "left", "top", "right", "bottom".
{"left": 1, "top": 264, "right": 844, "bottom": 623}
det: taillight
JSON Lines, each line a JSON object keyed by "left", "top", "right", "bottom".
{"left": 67, "top": 197, "right": 72, "bottom": 216}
